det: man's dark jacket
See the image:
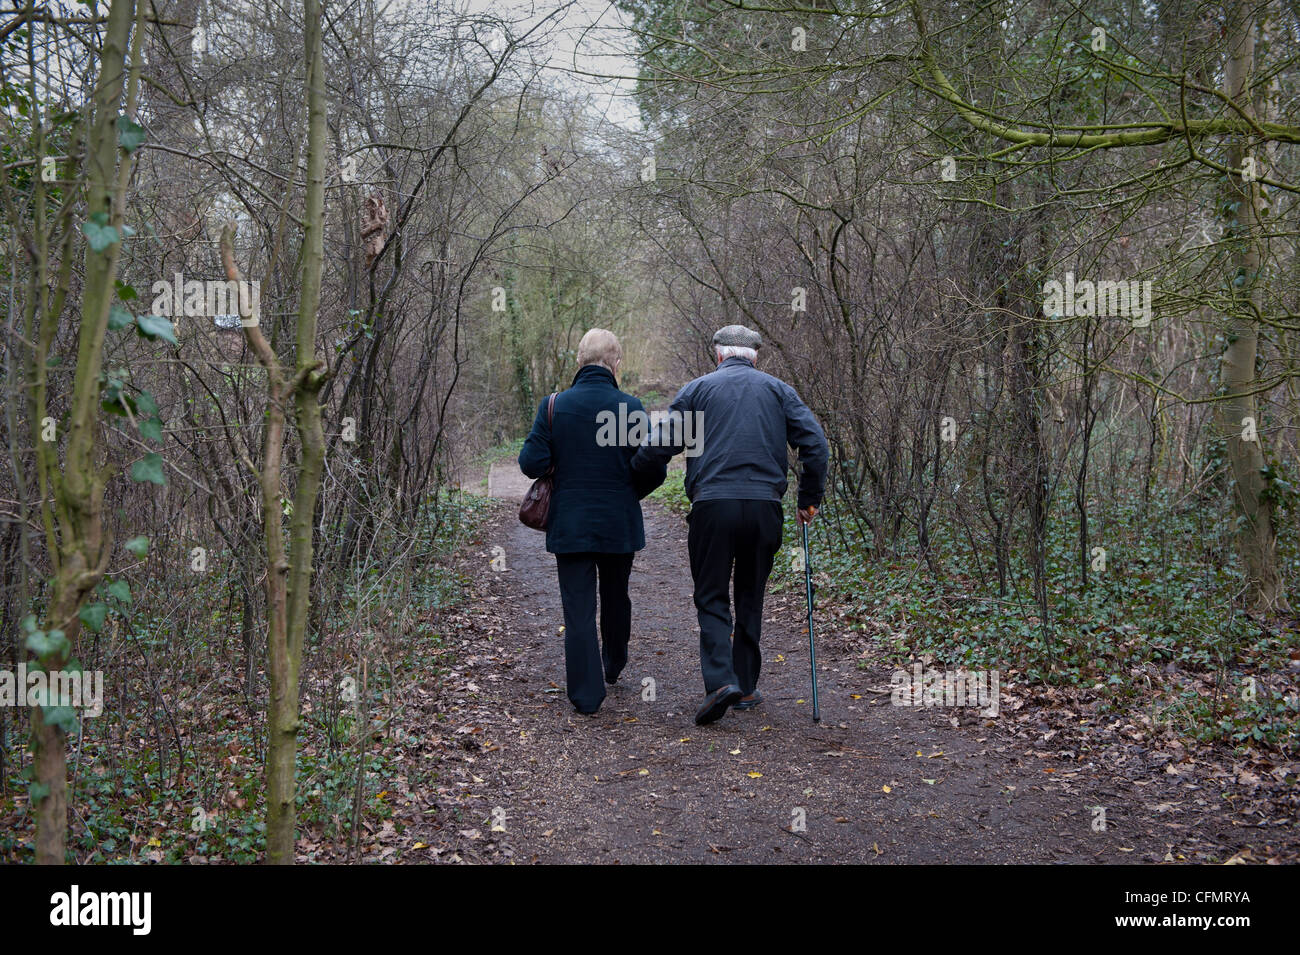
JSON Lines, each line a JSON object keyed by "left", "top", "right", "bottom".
{"left": 631, "top": 356, "right": 828, "bottom": 507}
{"left": 519, "top": 364, "right": 659, "bottom": 554}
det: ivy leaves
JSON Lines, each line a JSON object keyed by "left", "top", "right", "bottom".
{"left": 23, "top": 615, "right": 70, "bottom": 660}
{"left": 135, "top": 310, "right": 178, "bottom": 344}
{"left": 100, "top": 376, "right": 167, "bottom": 485}
{"left": 108, "top": 303, "right": 134, "bottom": 330}
{"left": 80, "top": 211, "right": 124, "bottom": 252}
{"left": 100, "top": 373, "right": 166, "bottom": 460}
{"left": 130, "top": 453, "right": 165, "bottom": 485}
{"left": 79, "top": 115, "right": 146, "bottom": 255}
{"left": 20, "top": 615, "right": 79, "bottom": 733}
{"left": 78, "top": 574, "right": 133, "bottom": 637}
{"left": 108, "top": 282, "right": 177, "bottom": 345}
{"left": 101, "top": 281, "right": 171, "bottom": 484}
{"left": 118, "top": 116, "right": 146, "bottom": 154}
{"left": 78, "top": 602, "right": 108, "bottom": 633}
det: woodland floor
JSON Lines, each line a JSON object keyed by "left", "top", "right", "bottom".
{"left": 384, "top": 461, "right": 1299, "bottom": 864}
{"left": 7, "top": 462, "right": 1292, "bottom": 864}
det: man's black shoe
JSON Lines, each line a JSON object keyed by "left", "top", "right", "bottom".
{"left": 695, "top": 684, "right": 743, "bottom": 725}
{"left": 733, "top": 690, "right": 763, "bottom": 711}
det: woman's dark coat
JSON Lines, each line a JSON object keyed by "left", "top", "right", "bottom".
{"left": 519, "top": 364, "right": 662, "bottom": 554}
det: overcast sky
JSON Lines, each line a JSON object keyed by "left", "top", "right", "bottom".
{"left": 460, "top": 0, "right": 642, "bottom": 128}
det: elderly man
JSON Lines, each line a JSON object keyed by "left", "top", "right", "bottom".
{"left": 632, "top": 325, "right": 829, "bottom": 725}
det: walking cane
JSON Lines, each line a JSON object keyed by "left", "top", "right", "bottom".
{"left": 801, "top": 516, "right": 821, "bottom": 723}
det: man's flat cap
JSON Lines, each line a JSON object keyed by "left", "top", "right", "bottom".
{"left": 712, "top": 324, "right": 762, "bottom": 350}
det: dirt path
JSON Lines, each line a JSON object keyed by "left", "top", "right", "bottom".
{"left": 401, "top": 464, "right": 1293, "bottom": 864}
{"left": 486, "top": 461, "right": 534, "bottom": 501}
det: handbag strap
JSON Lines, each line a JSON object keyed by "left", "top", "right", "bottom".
{"left": 545, "top": 392, "right": 558, "bottom": 475}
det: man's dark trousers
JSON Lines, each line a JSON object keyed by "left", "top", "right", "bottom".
{"left": 687, "top": 499, "right": 784, "bottom": 695}
{"left": 554, "top": 552, "right": 635, "bottom": 712}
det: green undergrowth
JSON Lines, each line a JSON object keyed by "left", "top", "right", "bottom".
{"left": 0, "top": 489, "right": 493, "bottom": 862}
{"left": 762, "top": 486, "right": 1298, "bottom": 751}
{"left": 649, "top": 468, "right": 690, "bottom": 515}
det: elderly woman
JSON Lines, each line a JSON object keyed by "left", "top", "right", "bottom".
{"left": 519, "top": 329, "right": 663, "bottom": 715}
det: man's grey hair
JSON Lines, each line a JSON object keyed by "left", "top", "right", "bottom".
{"left": 716, "top": 344, "right": 758, "bottom": 363}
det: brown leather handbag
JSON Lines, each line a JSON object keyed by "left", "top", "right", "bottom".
{"left": 518, "top": 392, "right": 557, "bottom": 530}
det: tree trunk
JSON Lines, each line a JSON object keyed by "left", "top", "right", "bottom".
{"left": 254, "top": 0, "right": 329, "bottom": 864}
{"left": 1220, "top": 0, "right": 1291, "bottom": 616}
{"left": 30, "top": 0, "right": 137, "bottom": 864}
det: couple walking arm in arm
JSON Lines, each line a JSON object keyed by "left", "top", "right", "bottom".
{"left": 520, "top": 324, "right": 829, "bottom": 725}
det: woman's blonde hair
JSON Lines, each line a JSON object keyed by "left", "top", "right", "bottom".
{"left": 577, "top": 328, "right": 622, "bottom": 374}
